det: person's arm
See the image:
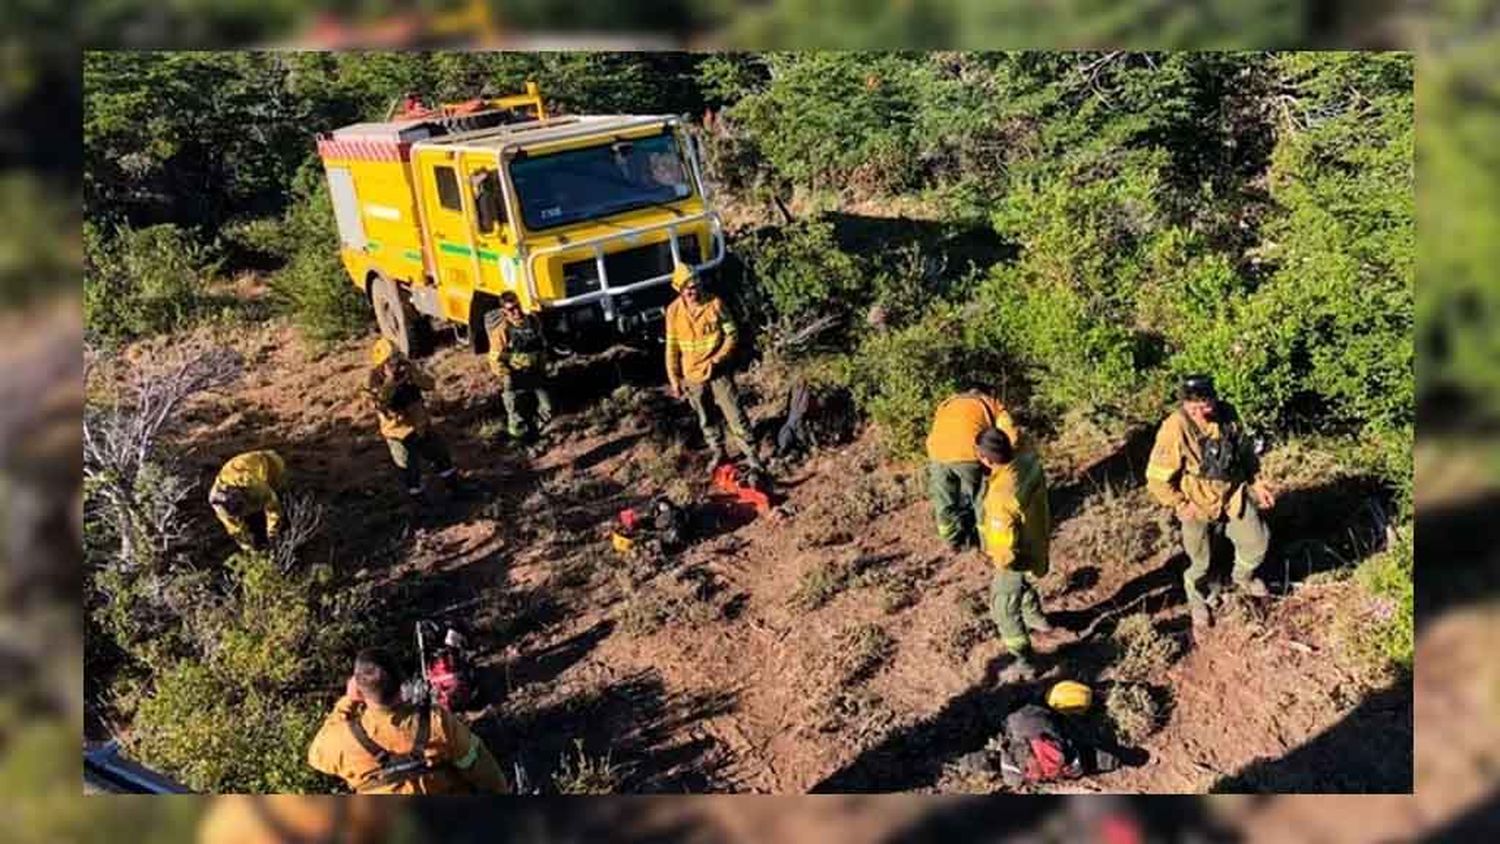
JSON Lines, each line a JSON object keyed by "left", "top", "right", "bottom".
{"left": 306, "top": 696, "right": 361, "bottom": 778}
{"left": 442, "top": 710, "right": 511, "bottom": 793}
{"left": 664, "top": 316, "right": 684, "bottom": 394}
{"left": 987, "top": 397, "right": 1021, "bottom": 447}
{"left": 486, "top": 325, "right": 510, "bottom": 378}
{"left": 982, "top": 503, "right": 1018, "bottom": 570}
{"left": 1144, "top": 423, "right": 1189, "bottom": 512}
{"left": 262, "top": 485, "right": 283, "bottom": 540}
{"left": 213, "top": 504, "right": 254, "bottom": 551}
{"left": 710, "top": 302, "right": 738, "bottom": 365}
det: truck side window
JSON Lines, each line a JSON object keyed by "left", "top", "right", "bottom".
{"left": 471, "top": 169, "right": 506, "bottom": 234}
{"left": 434, "top": 165, "right": 462, "bottom": 212}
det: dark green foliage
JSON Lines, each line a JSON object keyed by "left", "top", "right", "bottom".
{"left": 84, "top": 222, "right": 218, "bottom": 342}
{"left": 266, "top": 175, "right": 371, "bottom": 345}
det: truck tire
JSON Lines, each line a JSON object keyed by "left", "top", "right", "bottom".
{"left": 370, "top": 275, "right": 428, "bottom": 358}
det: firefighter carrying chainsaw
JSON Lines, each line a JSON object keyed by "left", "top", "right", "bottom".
{"left": 664, "top": 264, "right": 766, "bottom": 475}
{"left": 307, "top": 647, "right": 508, "bottom": 794}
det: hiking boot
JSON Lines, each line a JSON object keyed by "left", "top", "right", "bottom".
{"left": 1001, "top": 652, "right": 1038, "bottom": 683}
{"left": 1190, "top": 604, "right": 1213, "bottom": 631}
{"left": 1027, "top": 614, "right": 1055, "bottom": 634}
{"left": 1237, "top": 577, "right": 1270, "bottom": 598}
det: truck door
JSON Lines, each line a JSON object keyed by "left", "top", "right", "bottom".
{"left": 416, "top": 148, "right": 477, "bottom": 323}
{"left": 461, "top": 153, "right": 515, "bottom": 299}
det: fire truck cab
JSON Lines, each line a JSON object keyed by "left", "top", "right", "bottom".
{"left": 316, "top": 83, "right": 723, "bottom": 356}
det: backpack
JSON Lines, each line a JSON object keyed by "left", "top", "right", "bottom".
{"left": 345, "top": 704, "right": 437, "bottom": 789}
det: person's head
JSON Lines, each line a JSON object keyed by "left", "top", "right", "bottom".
{"left": 671, "top": 263, "right": 701, "bottom": 303}
{"left": 209, "top": 484, "right": 251, "bottom": 518}
{"left": 974, "top": 427, "right": 1015, "bottom": 470}
{"left": 498, "top": 291, "right": 524, "bottom": 323}
{"left": 1179, "top": 374, "right": 1218, "bottom": 424}
{"left": 352, "top": 647, "right": 402, "bottom": 706}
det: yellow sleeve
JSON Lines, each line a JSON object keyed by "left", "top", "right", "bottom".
{"left": 987, "top": 398, "right": 1021, "bottom": 446}
{"left": 262, "top": 486, "right": 283, "bottom": 538}
{"left": 1145, "top": 422, "right": 1187, "bottom": 509}
{"left": 983, "top": 503, "right": 1018, "bottom": 570}
{"left": 712, "top": 303, "right": 738, "bottom": 362}
{"left": 664, "top": 314, "right": 684, "bottom": 388}
{"left": 213, "top": 504, "right": 253, "bottom": 550}
{"left": 487, "top": 325, "right": 509, "bottom": 377}
{"left": 441, "top": 709, "right": 510, "bottom": 793}
{"left": 306, "top": 698, "right": 358, "bottom": 778}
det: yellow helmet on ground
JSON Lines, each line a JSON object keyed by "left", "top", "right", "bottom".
{"left": 671, "top": 263, "right": 697, "bottom": 291}
{"left": 369, "top": 337, "right": 396, "bottom": 367}
{"left": 1046, "top": 680, "right": 1093, "bottom": 714}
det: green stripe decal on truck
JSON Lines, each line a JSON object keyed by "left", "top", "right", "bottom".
{"left": 437, "top": 241, "right": 502, "bottom": 261}
{"left": 403, "top": 249, "right": 422, "bottom": 262}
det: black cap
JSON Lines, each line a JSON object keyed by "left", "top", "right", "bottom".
{"left": 1181, "top": 374, "right": 1217, "bottom": 401}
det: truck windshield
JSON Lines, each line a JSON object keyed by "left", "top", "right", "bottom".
{"left": 509, "top": 131, "right": 694, "bottom": 231}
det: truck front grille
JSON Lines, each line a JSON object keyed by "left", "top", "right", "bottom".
{"left": 561, "top": 234, "right": 701, "bottom": 299}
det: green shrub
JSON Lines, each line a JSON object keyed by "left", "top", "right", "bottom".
{"left": 1346, "top": 529, "right": 1414, "bottom": 673}
{"left": 126, "top": 552, "right": 347, "bottom": 793}
{"left": 268, "top": 179, "right": 370, "bottom": 345}
{"left": 739, "top": 217, "right": 864, "bottom": 328}
{"left": 846, "top": 306, "right": 1013, "bottom": 458}
{"left": 84, "top": 222, "right": 217, "bottom": 341}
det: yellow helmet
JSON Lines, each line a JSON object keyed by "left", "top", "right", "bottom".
{"left": 369, "top": 337, "right": 396, "bottom": 367}
{"left": 1046, "top": 680, "right": 1092, "bottom": 714}
{"left": 671, "top": 263, "right": 697, "bottom": 291}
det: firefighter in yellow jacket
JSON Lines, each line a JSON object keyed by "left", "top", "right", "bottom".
{"left": 485, "top": 291, "right": 554, "bottom": 449}
{"left": 1145, "top": 374, "right": 1275, "bottom": 631}
{"left": 307, "top": 648, "right": 509, "bottom": 795}
{"left": 664, "top": 264, "right": 764, "bottom": 473}
{"left": 367, "top": 337, "right": 459, "bottom": 499}
{"left": 977, "top": 427, "right": 1053, "bottom": 681}
{"left": 927, "top": 390, "right": 1022, "bottom": 551}
{"left": 209, "top": 449, "right": 286, "bottom": 551}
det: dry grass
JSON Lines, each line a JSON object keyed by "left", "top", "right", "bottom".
{"left": 552, "top": 739, "right": 623, "bottom": 794}
{"left": 938, "top": 587, "right": 992, "bottom": 663}
{"left": 616, "top": 570, "right": 719, "bottom": 636}
{"left": 1106, "top": 682, "right": 1167, "bottom": 744}
{"left": 827, "top": 623, "right": 896, "bottom": 686}
{"left": 1053, "top": 481, "right": 1174, "bottom": 569}
{"left": 1111, "top": 612, "right": 1180, "bottom": 682}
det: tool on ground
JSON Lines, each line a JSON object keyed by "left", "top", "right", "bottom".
{"left": 710, "top": 462, "right": 773, "bottom": 517}
{"left": 403, "top": 621, "right": 474, "bottom": 711}
{"left": 610, "top": 497, "right": 690, "bottom": 555}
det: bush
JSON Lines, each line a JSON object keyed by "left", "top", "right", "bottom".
{"left": 1345, "top": 529, "right": 1414, "bottom": 673}
{"left": 127, "top": 552, "right": 337, "bottom": 793}
{"left": 846, "top": 306, "right": 1014, "bottom": 458}
{"left": 1110, "top": 613, "right": 1180, "bottom": 683}
{"left": 84, "top": 222, "right": 217, "bottom": 341}
{"left": 268, "top": 178, "right": 371, "bottom": 345}
{"left": 1106, "top": 682, "right": 1167, "bottom": 744}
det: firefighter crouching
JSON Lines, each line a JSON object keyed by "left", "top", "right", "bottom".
{"left": 1145, "top": 374, "right": 1275, "bottom": 631}
{"left": 976, "top": 427, "right": 1054, "bottom": 681}
{"left": 664, "top": 264, "right": 765, "bottom": 474}
{"left": 927, "top": 390, "right": 1023, "bottom": 552}
{"left": 209, "top": 449, "right": 287, "bottom": 552}
{"left": 485, "top": 291, "right": 554, "bottom": 452}
{"left": 307, "top": 648, "right": 509, "bottom": 794}
{"left": 366, "top": 338, "right": 461, "bottom": 500}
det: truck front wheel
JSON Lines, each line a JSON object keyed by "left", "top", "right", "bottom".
{"left": 370, "top": 275, "right": 427, "bottom": 358}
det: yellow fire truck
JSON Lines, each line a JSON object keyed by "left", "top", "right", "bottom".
{"left": 316, "top": 83, "right": 724, "bottom": 356}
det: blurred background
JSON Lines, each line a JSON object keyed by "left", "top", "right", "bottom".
{"left": 3, "top": 0, "right": 1495, "bottom": 841}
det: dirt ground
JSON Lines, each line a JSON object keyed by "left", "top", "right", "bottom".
{"left": 158, "top": 317, "right": 1415, "bottom": 798}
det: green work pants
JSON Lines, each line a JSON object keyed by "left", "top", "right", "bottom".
{"left": 386, "top": 431, "right": 454, "bottom": 494}
{"left": 928, "top": 460, "right": 986, "bottom": 548}
{"left": 991, "top": 568, "right": 1046, "bottom": 655}
{"left": 1181, "top": 498, "right": 1270, "bottom": 612}
{"left": 502, "top": 374, "right": 554, "bottom": 441}
{"left": 685, "top": 374, "right": 755, "bottom": 460}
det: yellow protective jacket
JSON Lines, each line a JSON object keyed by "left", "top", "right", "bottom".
{"left": 665, "top": 294, "right": 738, "bottom": 389}
{"left": 210, "top": 450, "right": 286, "bottom": 549}
{"left": 486, "top": 312, "right": 548, "bottom": 381}
{"left": 366, "top": 360, "right": 434, "bottom": 440}
{"left": 926, "top": 392, "right": 1022, "bottom": 463}
{"left": 1145, "top": 407, "right": 1256, "bottom": 521}
{"left": 980, "top": 449, "right": 1051, "bottom": 575}
{"left": 306, "top": 696, "right": 509, "bottom": 795}
{"left": 196, "top": 796, "right": 393, "bottom": 844}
